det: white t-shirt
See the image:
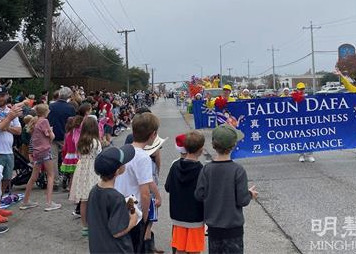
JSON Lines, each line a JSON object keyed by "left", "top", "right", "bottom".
{"left": 114, "top": 147, "right": 153, "bottom": 210}
{"left": 0, "top": 106, "right": 21, "bottom": 154}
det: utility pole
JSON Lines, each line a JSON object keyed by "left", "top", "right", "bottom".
{"left": 227, "top": 68, "right": 233, "bottom": 77}
{"left": 268, "top": 46, "right": 279, "bottom": 91}
{"left": 303, "top": 21, "right": 321, "bottom": 94}
{"left": 144, "top": 63, "right": 149, "bottom": 74}
{"left": 243, "top": 59, "right": 253, "bottom": 85}
{"left": 44, "top": 0, "right": 54, "bottom": 90}
{"left": 151, "top": 68, "right": 154, "bottom": 92}
{"left": 118, "top": 29, "right": 135, "bottom": 94}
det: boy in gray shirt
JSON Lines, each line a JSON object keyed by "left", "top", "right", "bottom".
{"left": 195, "top": 124, "right": 258, "bottom": 254}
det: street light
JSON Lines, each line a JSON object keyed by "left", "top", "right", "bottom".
{"left": 219, "top": 40, "right": 235, "bottom": 87}
{"left": 195, "top": 64, "right": 203, "bottom": 79}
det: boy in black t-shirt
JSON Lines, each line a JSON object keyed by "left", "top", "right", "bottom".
{"left": 87, "top": 145, "right": 138, "bottom": 253}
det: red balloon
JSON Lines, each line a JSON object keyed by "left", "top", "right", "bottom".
{"left": 215, "top": 96, "right": 228, "bottom": 109}
{"left": 292, "top": 91, "right": 305, "bottom": 103}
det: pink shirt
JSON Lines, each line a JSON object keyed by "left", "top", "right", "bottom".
{"left": 32, "top": 118, "right": 52, "bottom": 160}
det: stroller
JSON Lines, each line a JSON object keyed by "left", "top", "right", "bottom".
{"left": 11, "top": 148, "right": 47, "bottom": 189}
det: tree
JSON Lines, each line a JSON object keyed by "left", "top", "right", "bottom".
{"left": 128, "top": 67, "right": 150, "bottom": 91}
{"left": 319, "top": 71, "right": 339, "bottom": 86}
{"left": 0, "top": 0, "right": 62, "bottom": 43}
{"left": 0, "top": 0, "right": 24, "bottom": 40}
{"left": 337, "top": 55, "right": 356, "bottom": 79}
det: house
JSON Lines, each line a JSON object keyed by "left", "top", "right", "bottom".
{"left": 0, "top": 41, "right": 37, "bottom": 79}
{"left": 279, "top": 75, "right": 323, "bottom": 90}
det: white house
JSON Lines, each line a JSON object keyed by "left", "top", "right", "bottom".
{"left": 279, "top": 74, "right": 323, "bottom": 89}
{"left": 0, "top": 41, "right": 37, "bottom": 79}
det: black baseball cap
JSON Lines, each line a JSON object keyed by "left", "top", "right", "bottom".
{"left": 0, "top": 86, "right": 8, "bottom": 95}
{"left": 94, "top": 145, "right": 135, "bottom": 176}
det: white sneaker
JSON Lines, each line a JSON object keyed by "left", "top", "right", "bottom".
{"left": 44, "top": 202, "right": 62, "bottom": 211}
{"left": 307, "top": 156, "right": 315, "bottom": 163}
{"left": 299, "top": 155, "right": 305, "bottom": 162}
{"left": 19, "top": 201, "right": 39, "bottom": 210}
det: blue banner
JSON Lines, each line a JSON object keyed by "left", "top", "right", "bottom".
{"left": 193, "top": 94, "right": 356, "bottom": 159}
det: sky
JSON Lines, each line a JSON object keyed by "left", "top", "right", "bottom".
{"left": 63, "top": 0, "right": 356, "bottom": 82}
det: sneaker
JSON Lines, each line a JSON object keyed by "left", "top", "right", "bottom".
{"left": 19, "top": 201, "right": 39, "bottom": 210}
{"left": 307, "top": 156, "right": 315, "bottom": 163}
{"left": 0, "top": 209, "right": 13, "bottom": 217}
{"left": 72, "top": 211, "right": 81, "bottom": 219}
{"left": 0, "top": 215, "right": 8, "bottom": 223}
{"left": 0, "top": 226, "right": 9, "bottom": 234}
{"left": 299, "top": 155, "right": 305, "bottom": 162}
{"left": 44, "top": 202, "right": 62, "bottom": 212}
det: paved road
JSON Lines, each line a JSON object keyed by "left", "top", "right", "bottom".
{"left": 184, "top": 103, "right": 356, "bottom": 254}
{"left": 4, "top": 98, "right": 352, "bottom": 253}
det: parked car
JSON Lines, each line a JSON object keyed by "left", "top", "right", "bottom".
{"left": 263, "top": 89, "right": 277, "bottom": 97}
{"left": 316, "top": 87, "right": 344, "bottom": 94}
{"left": 255, "top": 89, "right": 265, "bottom": 98}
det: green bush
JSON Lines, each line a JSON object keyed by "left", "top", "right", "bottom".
{"left": 10, "top": 78, "right": 59, "bottom": 100}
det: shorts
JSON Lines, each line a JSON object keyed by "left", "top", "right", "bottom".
{"left": 104, "top": 125, "right": 113, "bottom": 135}
{"left": 33, "top": 151, "right": 53, "bottom": 166}
{"left": 0, "top": 154, "right": 14, "bottom": 180}
{"left": 171, "top": 225, "right": 205, "bottom": 252}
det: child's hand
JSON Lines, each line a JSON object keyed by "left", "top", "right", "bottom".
{"left": 129, "top": 212, "right": 138, "bottom": 226}
{"left": 155, "top": 197, "right": 162, "bottom": 208}
{"left": 249, "top": 185, "right": 258, "bottom": 200}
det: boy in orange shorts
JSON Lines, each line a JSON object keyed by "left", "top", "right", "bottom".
{"left": 165, "top": 130, "right": 205, "bottom": 253}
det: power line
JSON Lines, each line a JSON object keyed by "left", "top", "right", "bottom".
{"left": 118, "top": 0, "right": 135, "bottom": 29}
{"left": 276, "top": 53, "right": 312, "bottom": 68}
{"left": 319, "top": 15, "right": 356, "bottom": 26}
{"left": 88, "top": 0, "right": 118, "bottom": 33}
{"left": 116, "top": 0, "right": 146, "bottom": 63}
{"left": 65, "top": 0, "right": 106, "bottom": 46}
{"left": 255, "top": 67, "right": 273, "bottom": 77}
{"left": 97, "top": 0, "right": 124, "bottom": 31}
{"left": 321, "top": 20, "right": 356, "bottom": 28}
{"left": 255, "top": 53, "right": 312, "bottom": 77}
{"left": 277, "top": 30, "right": 306, "bottom": 49}
{"left": 61, "top": 8, "right": 122, "bottom": 66}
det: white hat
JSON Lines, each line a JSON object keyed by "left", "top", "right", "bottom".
{"left": 283, "top": 87, "right": 290, "bottom": 91}
{"left": 144, "top": 136, "right": 168, "bottom": 156}
{"left": 243, "top": 89, "right": 250, "bottom": 93}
